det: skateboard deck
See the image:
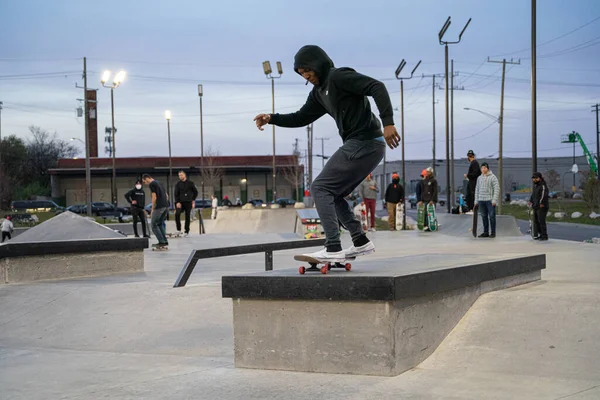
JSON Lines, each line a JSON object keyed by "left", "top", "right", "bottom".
{"left": 359, "top": 203, "right": 368, "bottom": 231}
{"left": 528, "top": 207, "right": 538, "bottom": 238}
{"left": 166, "top": 232, "right": 182, "bottom": 239}
{"left": 427, "top": 203, "right": 438, "bottom": 231}
{"left": 417, "top": 203, "right": 425, "bottom": 231}
{"left": 395, "top": 202, "right": 404, "bottom": 230}
{"left": 294, "top": 254, "right": 355, "bottom": 275}
{"left": 152, "top": 245, "right": 168, "bottom": 251}
{"left": 471, "top": 204, "right": 479, "bottom": 237}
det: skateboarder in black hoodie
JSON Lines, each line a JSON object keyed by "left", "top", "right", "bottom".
{"left": 124, "top": 180, "right": 149, "bottom": 238}
{"left": 254, "top": 45, "right": 399, "bottom": 262}
{"left": 174, "top": 171, "right": 199, "bottom": 237}
{"left": 464, "top": 150, "right": 481, "bottom": 212}
{"left": 528, "top": 172, "right": 549, "bottom": 240}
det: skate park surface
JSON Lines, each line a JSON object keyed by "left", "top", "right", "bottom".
{"left": 1, "top": 230, "right": 599, "bottom": 399}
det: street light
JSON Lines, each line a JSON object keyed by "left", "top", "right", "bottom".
{"left": 198, "top": 84, "right": 205, "bottom": 201}
{"left": 101, "top": 69, "right": 126, "bottom": 206}
{"left": 70, "top": 137, "right": 84, "bottom": 157}
{"left": 165, "top": 110, "right": 173, "bottom": 205}
{"left": 262, "top": 60, "right": 282, "bottom": 203}
{"left": 463, "top": 107, "right": 505, "bottom": 214}
{"left": 395, "top": 59, "right": 422, "bottom": 230}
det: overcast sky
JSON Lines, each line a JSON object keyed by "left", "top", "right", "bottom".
{"left": 1, "top": 0, "right": 599, "bottom": 175}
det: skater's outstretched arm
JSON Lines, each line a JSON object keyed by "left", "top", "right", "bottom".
{"left": 254, "top": 92, "right": 326, "bottom": 130}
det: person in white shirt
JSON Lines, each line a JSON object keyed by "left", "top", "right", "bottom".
{"left": 1, "top": 215, "right": 14, "bottom": 243}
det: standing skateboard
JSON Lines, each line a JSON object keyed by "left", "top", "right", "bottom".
{"left": 471, "top": 204, "right": 479, "bottom": 237}
{"left": 395, "top": 202, "right": 404, "bottom": 230}
{"left": 528, "top": 207, "right": 538, "bottom": 238}
{"left": 417, "top": 203, "right": 425, "bottom": 231}
{"left": 294, "top": 255, "right": 355, "bottom": 275}
{"left": 426, "top": 203, "right": 438, "bottom": 231}
{"left": 360, "top": 202, "right": 368, "bottom": 231}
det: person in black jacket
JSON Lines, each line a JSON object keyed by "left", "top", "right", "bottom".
{"left": 418, "top": 168, "right": 438, "bottom": 231}
{"left": 124, "top": 180, "right": 149, "bottom": 238}
{"left": 174, "top": 171, "right": 198, "bottom": 237}
{"left": 528, "top": 172, "right": 550, "bottom": 240}
{"left": 464, "top": 150, "right": 481, "bottom": 212}
{"left": 253, "top": 45, "right": 398, "bottom": 262}
{"left": 385, "top": 173, "right": 405, "bottom": 230}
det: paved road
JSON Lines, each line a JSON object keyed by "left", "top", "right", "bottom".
{"left": 378, "top": 208, "right": 600, "bottom": 242}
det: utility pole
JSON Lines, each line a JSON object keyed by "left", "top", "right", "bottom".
{"left": 315, "top": 137, "right": 329, "bottom": 168}
{"left": 306, "top": 124, "right": 314, "bottom": 203}
{"left": 531, "top": 0, "right": 538, "bottom": 175}
{"left": 439, "top": 15, "right": 471, "bottom": 214}
{"left": 0, "top": 101, "right": 3, "bottom": 165}
{"left": 593, "top": 104, "right": 600, "bottom": 179}
{"left": 422, "top": 74, "right": 442, "bottom": 170}
{"left": 487, "top": 57, "right": 520, "bottom": 214}
{"left": 83, "top": 58, "right": 92, "bottom": 216}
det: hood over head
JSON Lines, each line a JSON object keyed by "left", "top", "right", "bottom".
{"left": 293, "top": 45, "right": 334, "bottom": 84}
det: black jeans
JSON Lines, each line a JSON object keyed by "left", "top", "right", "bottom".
{"left": 1, "top": 232, "right": 11, "bottom": 242}
{"left": 131, "top": 207, "right": 148, "bottom": 237}
{"left": 175, "top": 201, "right": 193, "bottom": 233}
{"left": 311, "top": 138, "right": 386, "bottom": 249}
{"left": 467, "top": 180, "right": 477, "bottom": 211}
{"left": 534, "top": 207, "right": 548, "bottom": 238}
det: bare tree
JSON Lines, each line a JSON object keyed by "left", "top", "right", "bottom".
{"left": 503, "top": 173, "right": 514, "bottom": 197}
{"left": 0, "top": 165, "right": 12, "bottom": 209}
{"left": 282, "top": 164, "right": 303, "bottom": 201}
{"left": 581, "top": 171, "right": 600, "bottom": 213}
{"left": 201, "top": 146, "right": 225, "bottom": 196}
{"left": 26, "top": 126, "right": 77, "bottom": 186}
{"left": 545, "top": 169, "right": 563, "bottom": 211}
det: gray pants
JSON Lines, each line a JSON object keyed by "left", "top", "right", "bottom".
{"left": 311, "top": 138, "right": 386, "bottom": 248}
{"left": 151, "top": 207, "right": 169, "bottom": 245}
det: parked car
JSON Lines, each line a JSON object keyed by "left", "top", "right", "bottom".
{"left": 408, "top": 194, "right": 417, "bottom": 209}
{"left": 11, "top": 200, "right": 64, "bottom": 213}
{"left": 247, "top": 199, "right": 264, "bottom": 207}
{"left": 67, "top": 202, "right": 128, "bottom": 218}
{"left": 194, "top": 199, "right": 212, "bottom": 208}
{"left": 276, "top": 198, "right": 296, "bottom": 207}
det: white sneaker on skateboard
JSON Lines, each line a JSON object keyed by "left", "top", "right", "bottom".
{"left": 344, "top": 241, "right": 375, "bottom": 258}
{"left": 300, "top": 248, "right": 346, "bottom": 263}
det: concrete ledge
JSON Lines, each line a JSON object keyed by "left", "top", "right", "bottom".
{"left": 222, "top": 254, "right": 545, "bottom": 376}
{"left": 1, "top": 250, "right": 143, "bottom": 284}
{"left": 0, "top": 237, "right": 148, "bottom": 258}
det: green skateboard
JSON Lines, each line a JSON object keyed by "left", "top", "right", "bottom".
{"left": 427, "top": 203, "right": 438, "bottom": 231}
{"left": 417, "top": 203, "right": 425, "bottom": 231}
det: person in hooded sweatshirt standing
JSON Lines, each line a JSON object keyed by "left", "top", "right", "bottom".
{"left": 174, "top": 171, "right": 198, "bottom": 237}
{"left": 475, "top": 162, "right": 500, "bottom": 238}
{"left": 464, "top": 150, "right": 481, "bottom": 212}
{"left": 385, "top": 173, "right": 405, "bottom": 231}
{"left": 124, "top": 179, "right": 149, "bottom": 238}
{"left": 254, "top": 45, "right": 399, "bottom": 262}
{"left": 529, "top": 172, "right": 549, "bottom": 240}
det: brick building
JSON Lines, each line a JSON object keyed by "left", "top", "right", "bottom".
{"left": 49, "top": 155, "right": 304, "bottom": 207}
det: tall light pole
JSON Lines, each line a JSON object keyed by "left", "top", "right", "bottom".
{"left": 464, "top": 107, "right": 503, "bottom": 214}
{"left": 262, "top": 60, "right": 283, "bottom": 203}
{"left": 395, "top": 59, "right": 422, "bottom": 230}
{"left": 198, "top": 84, "right": 205, "bottom": 200}
{"left": 165, "top": 110, "right": 173, "bottom": 205}
{"left": 0, "top": 101, "right": 3, "bottom": 165}
{"left": 439, "top": 16, "right": 471, "bottom": 214}
{"left": 101, "top": 69, "right": 126, "bottom": 207}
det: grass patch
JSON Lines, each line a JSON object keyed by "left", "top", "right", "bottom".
{"left": 501, "top": 202, "right": 600, "bottom": 226}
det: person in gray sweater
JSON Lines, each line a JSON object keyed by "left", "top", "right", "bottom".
{"left": 358, "top": 174, "right": 379, "bottom": 231}
{"left": 475, "top": 162, "right": 500, "bottom": 238}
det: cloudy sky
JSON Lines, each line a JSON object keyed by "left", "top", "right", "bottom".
{"left": 1, "top": 0, "right": 599, "bottom": 175}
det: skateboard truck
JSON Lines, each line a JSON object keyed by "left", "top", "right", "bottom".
{"left": 298, "top": 262, "right": 352, "bottom": 275}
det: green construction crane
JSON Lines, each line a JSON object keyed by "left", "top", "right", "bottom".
{"left": 561, "top": 131, "right": 598, "bottom": 175}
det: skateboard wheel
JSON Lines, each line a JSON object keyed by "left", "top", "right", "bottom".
{"left": 320, "top": 265, "right": 328, "bottom": 274}
{"left": 299, "top": 266, "right": 306, "bottom": 275}
{"left": 345, "top": 263, "right": 352, "bottom": 271}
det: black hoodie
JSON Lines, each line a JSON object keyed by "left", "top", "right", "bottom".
{"left": 270, "top": 45, "right": 394, "bottom": 142}
{"left": 529, "top": 179, "right": 549, "bottom": 209}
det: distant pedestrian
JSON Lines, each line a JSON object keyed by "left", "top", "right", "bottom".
{"left": 475, "top": 162, "right": 500, "bottom": 238}
{"left": 211, "top": 194, "right": 218, "bottom": 219}
{"left": 1, "top": 215, "right": 14, "bottom": 243}
{"left": 124, "top": 180, "right": 149, "bottom": 238}
{"left": 529, "top": 172, "right": 549, "bottom": 240}
{"left": 464, "top": 150, "right": 481, "bottom": 212}
{"left": 384, "top": 173, "right": 404, "bottom": 231}
{"left": 222, "top": 196, "right": 232, "bottom": 207}
{"left": 359, "top": 173, "right": 379, "bottom": 231}
{"left": 142, "top": 173, "right": 169, "bottom": 249}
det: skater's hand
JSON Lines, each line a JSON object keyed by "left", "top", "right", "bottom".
{"left": 192, "top": 201, "right": 195, "bottom": 209}
{"left": 492, "top": 202, "right": 496, "bottom": 207}
{"left": 253, "top": 114, "right": 271, "bottom": 131}
{"left": 176, "top": 202, "right": 181, "bottom": 209}
{"left": 464, "top": 173, "right": 467, "bottom": 178}
{"left": 418, "top": 201, "right": 423, "bottom": 206}
{"left": 540, "top": 204, "right": 545, "bottom": 208}
{"left": 383, "top": 125, "right": 400, "bottom": 149}
{"left": 132, "top": 200, "right": 137, "bottom": 205}
{"left": 429, "top": 201, "right": 434, "bottom": 206}
{"left": 528, "top": 202, "right": 532, "bottom": 207}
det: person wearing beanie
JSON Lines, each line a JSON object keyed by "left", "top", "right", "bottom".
{"left": 464, "top": 150, "right": 481, "bottom": 212}
{"left": 418, "top": 167, "right": 438, "bottom": 232}
{"left": 385, "top": 172, "right": 405, "bottom": 230}
{"left": 253, "top": 45, "right": 398, "bottom": 262}
{"left": 475, "top": 162, "right": 500, "bottom": 238}
{"left": 124, "top": 179, "right": 149, "bottom": 238}
{"left": 529, "top": 172, "right": 550, "bottom": 240}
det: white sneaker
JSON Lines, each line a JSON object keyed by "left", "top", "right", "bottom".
{"left": 176, "top": 231, "right": 182, "bottom": 235}
{"left": 183, "top": 233, "right": 189, "bottom": 238}
{"left": 368, "top": 227, "right": 376, "bottom": 232}
{"left": 344, "top": 241, "right": 375, "bottom": 258}
{"left": 302, "top": 247, "right": 346, "bottom": 262}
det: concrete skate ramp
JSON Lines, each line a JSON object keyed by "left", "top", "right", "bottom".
{"left": 210, "top": 208, "right": 299, "bottom": 234}
{"left": 437, "top": 214, "right": 522, "bottom": 237}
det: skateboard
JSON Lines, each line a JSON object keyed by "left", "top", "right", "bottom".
{"left": 417, "top": 203, "right": 425, "bottom": 231}
{"left": 471, "top": 204, "right": 479, "bottom": 237}
{"left": 528, "top": 207, "right": 538, "bottom": 238}
{"left": 294, "top": 254, "right": 355, "bottom": 275}
{"left": 166, "top": 232, "right": 183, "bottom": 239}
{"left": 395, "top": 202, "right": 404, "bottom": 230}
{"left": 426, "top": 203, "right": 438, "bottom": 231}
{"left": 359, "top": 203, "right": 368, "bottom": 231}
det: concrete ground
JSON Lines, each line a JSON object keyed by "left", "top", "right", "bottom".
{"left": 1, "top": 232, "right": 599, "bottom": 399}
